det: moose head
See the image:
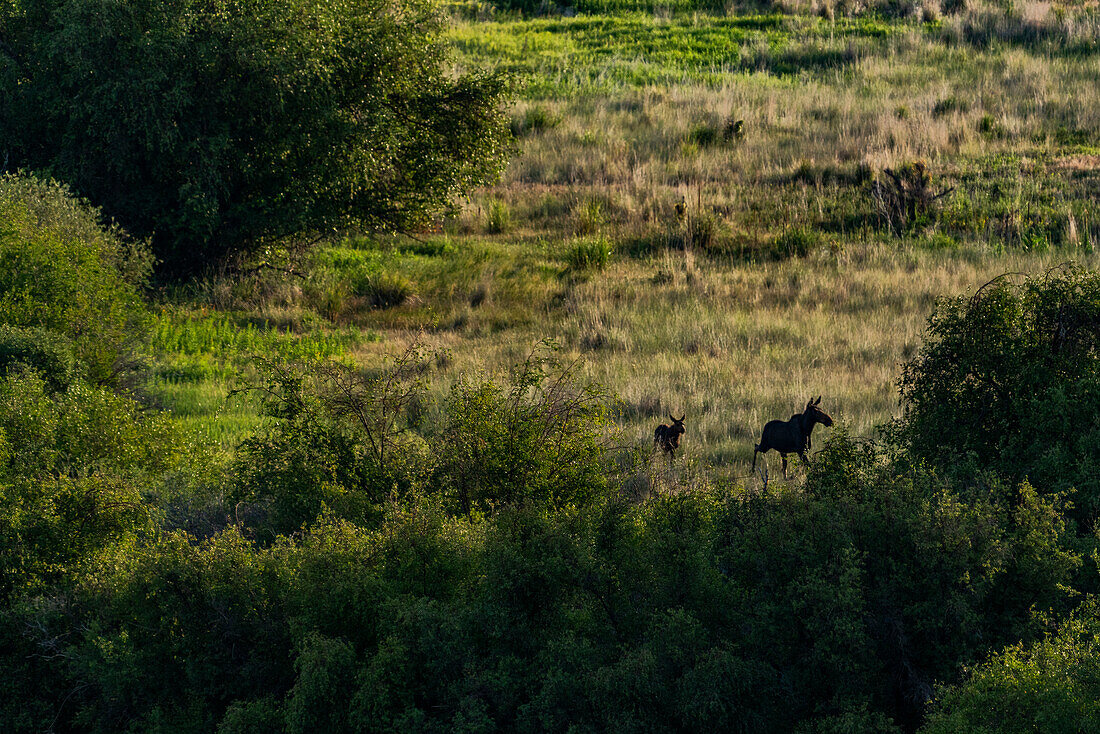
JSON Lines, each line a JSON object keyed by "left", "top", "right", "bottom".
{"left": 803, "top": 396, "right": 833, "bottom": 428}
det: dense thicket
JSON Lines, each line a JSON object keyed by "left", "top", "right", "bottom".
{"left": 0, "top": 0, "right": 509, "bottom": 273}
{"left": 924, "top": 600, "right": 1100, "bottom": 734}
{"left": 3, "top": 179, "right": 1100, "bottom": 732}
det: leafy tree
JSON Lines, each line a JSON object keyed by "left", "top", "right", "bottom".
{"left": 0, "top": 0, "right": 510, "bottom": 273}
{"left": 892, "top": 264, "right": 1100, "bottom": 523}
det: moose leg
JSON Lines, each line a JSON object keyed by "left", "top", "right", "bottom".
{"left": 781, "top": 454, "right": 788, "bottom": 479}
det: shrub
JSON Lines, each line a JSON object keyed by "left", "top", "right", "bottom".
{"left": 0, "top": 371, "right": 174, "bottom": 599}
{"left": 0, "top": 174, "right": 149, "bottom": 383}
{"left": 0, "top": 0, "right": 510, "bottom": 274}
{"left": 232, "top": 350, "right": 434, "bottom": 538}
{"left": 892, "top": 265, "right": 1100, "bottom": 522}
{"left": 923, "top": 600, "right": 1100, "bottom": 734}
{"left": 0, "top": 324, "right": 78, "bottom": 391}
{"left": 434, "top": 344, "right": 613, "bottom": 515}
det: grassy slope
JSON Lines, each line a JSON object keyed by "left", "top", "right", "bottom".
{"left": 150, "top": 3, "right": 1100, "bottom": 481}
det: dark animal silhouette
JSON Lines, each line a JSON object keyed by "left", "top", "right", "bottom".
{"left": 654, "top": 414, "right": 686, "bottom": 458}
{"left": 752, "top": 396, "right": 833, "bottom": 478}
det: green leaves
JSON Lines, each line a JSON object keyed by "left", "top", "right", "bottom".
{"left": 895, "top": 265, "right": 1100, "bottom": 523}
{"left": 0, "top": 0, "right": 511, "bottom": 274}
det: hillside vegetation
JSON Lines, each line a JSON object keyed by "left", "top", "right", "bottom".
{"left": 2, "top": 0, "right": 1100, "bottom": 731}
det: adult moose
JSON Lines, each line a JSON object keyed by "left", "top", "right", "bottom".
{"left": 654, "top": 414, "right": 686, "bottom": 459}
{"left": 752, "top": 396, "right": 833, "bottom": 478}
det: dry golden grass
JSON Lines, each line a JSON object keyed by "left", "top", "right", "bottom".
{"left": 333, "top": 237, "right": 1099, "bottom": 481}
{"left": 164, "top": 6, "right": 1100, "bottom": 485}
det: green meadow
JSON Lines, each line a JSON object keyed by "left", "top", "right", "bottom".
{"left": 148, "top": 2, "right": 1100, "bottom": 480}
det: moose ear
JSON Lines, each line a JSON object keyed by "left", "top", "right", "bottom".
{"left": 814, "top": 396, "right": 822, "bottom": 405}
{"left": 678, "top": 414, "right": 686, "bottom": 422}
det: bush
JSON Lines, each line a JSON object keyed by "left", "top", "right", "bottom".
{"left": 232, "top": 351, "right": 433, "bottom": 538}
{"left": 923, "top": 600, "right": 1100, "bottom": 734}
{"left": 0, "top": 0, "right": 510, "bottom": 274}
{"left": 0, "top": 174, "right": 149, "bottom": 384}
{"left": 893, "top": 265, "right": 1100, "bottom": 522}
{"left": 0, "top": 324, "right": 78, "bottom": 391}
{"left": 435, "top": 344, "right": 613, "bottom": 515}
{"left": 0, "top": 371, "right": 174, "bottom": 599}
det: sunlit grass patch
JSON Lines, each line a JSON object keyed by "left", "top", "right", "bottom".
{"left": 150, "top": 309, "right": 370, "bottom": 363}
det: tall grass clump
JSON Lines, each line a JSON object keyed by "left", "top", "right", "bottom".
{"left": 567, "top": 236, "right": 613, "bottom": 271}
{"left": 151, "top": 313, "right": 365, "bottom": 364}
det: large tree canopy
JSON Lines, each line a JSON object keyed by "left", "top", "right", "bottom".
{"left": 0, "top": 0, "right": 509, "bottom": 273}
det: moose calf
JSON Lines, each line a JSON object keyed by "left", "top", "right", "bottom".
{"left": 654, "top": 414, "right": 686, "bottom": 459}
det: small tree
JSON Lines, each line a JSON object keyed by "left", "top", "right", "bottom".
{"left": 436, "top": 342, "right": 614, "bottom": 516}
{"left": 232, "top": 345, "right": 434, "bottom": 537}
{"left": 0, "top": 0, "right": 510, "bottom": 274}
{"left": 892, "top": 265, "right": 1100, "bottom": 522}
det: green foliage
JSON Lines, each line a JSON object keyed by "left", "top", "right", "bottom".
{"left": 893, "top": 265, "right": 1100, "bottom": 522}
{"left": 0, "top": 0, "right": 510, "bottom": 273}
{"left": 0, "top": 371, "right": 173, "bottom": 599}
{"left": 232, "top": 351, "right": 434, "bottom": 538}
{"left": 923, "top": 599, "right": 1100, "bottom": 734}
{"left": 0, "top": 174, "right": 149, "bottom": 384}
{"left": 0, "top": 428, "right": 1084, "bottom": 732}
{"left": 434, "top": 344, "right": 613, "bottom": 515}
{"left": 0, "top": 324, "right": 78, "bottom": 391}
